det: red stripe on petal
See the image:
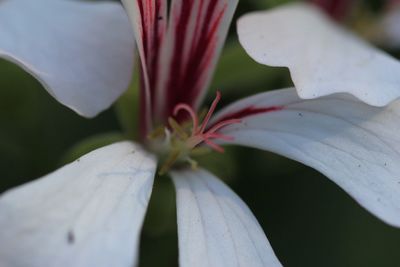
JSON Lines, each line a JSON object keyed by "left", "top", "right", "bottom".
{"left": 210, "top": 106, "right": 283, "bottom": 129}
{"left": 159, "top": 0, "right": 233, "bottom": 122}
{"left": 181, "top": 3, "right": 226, "bottom": 107}
{"left": 132, "top": 0, "right": 238, "bottom": 136}
{"left": 135, "top": 0, "right": 167, "bottom": 137}
{"left": 164, "top": 1, "right": 195, "bottom": 117}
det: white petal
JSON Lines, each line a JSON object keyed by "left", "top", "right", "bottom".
{"left": 120, "top": 0, "right": 168, "bottom": 132}
{"left": 213, "top": 88, "right": 400, "bottom": 227}
{"left": 121, "top": 0, "right": 238, "bottom": 122}
{"left": 0, "top": 0, "right": 135, "bottom": 117}
{"left": 171, "top": 169, "right": 282, "bottom": 267}
{"left": 0, "top": 142, "right": 157, "bottom": 267}
{"left": 237, "top": 3, "right": 400, "bottom": 107}
{"left": 156, "top": 0, "right": 239, "bottom": 113}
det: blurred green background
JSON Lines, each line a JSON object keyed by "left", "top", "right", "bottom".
{"left": 1, "top": 0, "right": 400, "bottom": 266}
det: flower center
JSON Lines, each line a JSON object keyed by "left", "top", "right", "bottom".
{"left": 147, "top": 91, "right": 241, "bottom": 175}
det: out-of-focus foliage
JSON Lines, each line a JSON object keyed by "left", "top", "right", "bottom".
{"left": 211, "top": 42, "right": 291, "bottom": 98}
{"left": 1, "top": 0, "right": 400, "bottom": 267}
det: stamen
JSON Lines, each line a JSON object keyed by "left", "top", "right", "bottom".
{"left": 186, "top": 158, "right": 199, "bottom": 170}
{"left": 205, "top": 133, "right": 235, "bottom": 141}
{"left": 198, "top": 91, "right": 221, "bottom": 134}
{"left": 206, "top": 118, "right": 242, "bottom": 134}
{"left": 204, "top": 140, "right": 225, "bottom": 153}
{"left": 156, "top": 91, "right": 242, "bottom": 175}
{"left": 168, "top": 117, "right": 189, "bottom": 139}
{"left": 147, "top": 125, "right": 165, "bottom": 139}
{"left": 163, "top": 128, "right": 172, "bottom": 147}
{"left": 173, "top": 103, "right": 199, "bottom": 135}
{"left": 190, "top": 147, "right": 211, "bottom": 156}
{"left": 170, "top": 91, "right": 241, "bottom": 153}
{"left": 159, "top": 150, "right": 181, "bottom": 175}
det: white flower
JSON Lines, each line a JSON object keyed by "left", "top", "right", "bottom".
{"left": 1, "top": 1, "right": 400, "bottom": 267}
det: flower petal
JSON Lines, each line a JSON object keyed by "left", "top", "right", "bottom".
{"left": 0, "top": 0, "right": 135, "bottom": 117}
{"left": 213, "top": 88, "right": 400, "bottom": 227}
{"left": 237, "top": 3, "right": 400, "bottom": 107}
{"left": 159, "top": 0, "right": 239, "bottom": 116}
{"left": 121, "top": 0, "right": 168, "bottom": 134}
{"left": 122, "top": 0, "right": 238, "bottom": 125}
{"left": 171, "top": 169, "right": 282, "bottom": 267}
{"left": 0, "top": 142, "right": 157, "bottom": 267}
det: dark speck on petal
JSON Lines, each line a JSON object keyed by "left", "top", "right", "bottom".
{"left": 67, "top": 230, "right": 75, "bottom": 244}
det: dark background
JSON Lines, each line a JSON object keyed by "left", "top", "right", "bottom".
{"left": 1, "top": 0, "right": 399, "bottom": 266}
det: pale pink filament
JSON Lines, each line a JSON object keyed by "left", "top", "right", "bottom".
{"left": 172, "top": 91, "right": 241, "bottom": 152}
{"left": 173, "top": 103, "right": 199, "bottom": 136}
{"left": 199, "top": 91, "right": 221, "bottom": 133}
